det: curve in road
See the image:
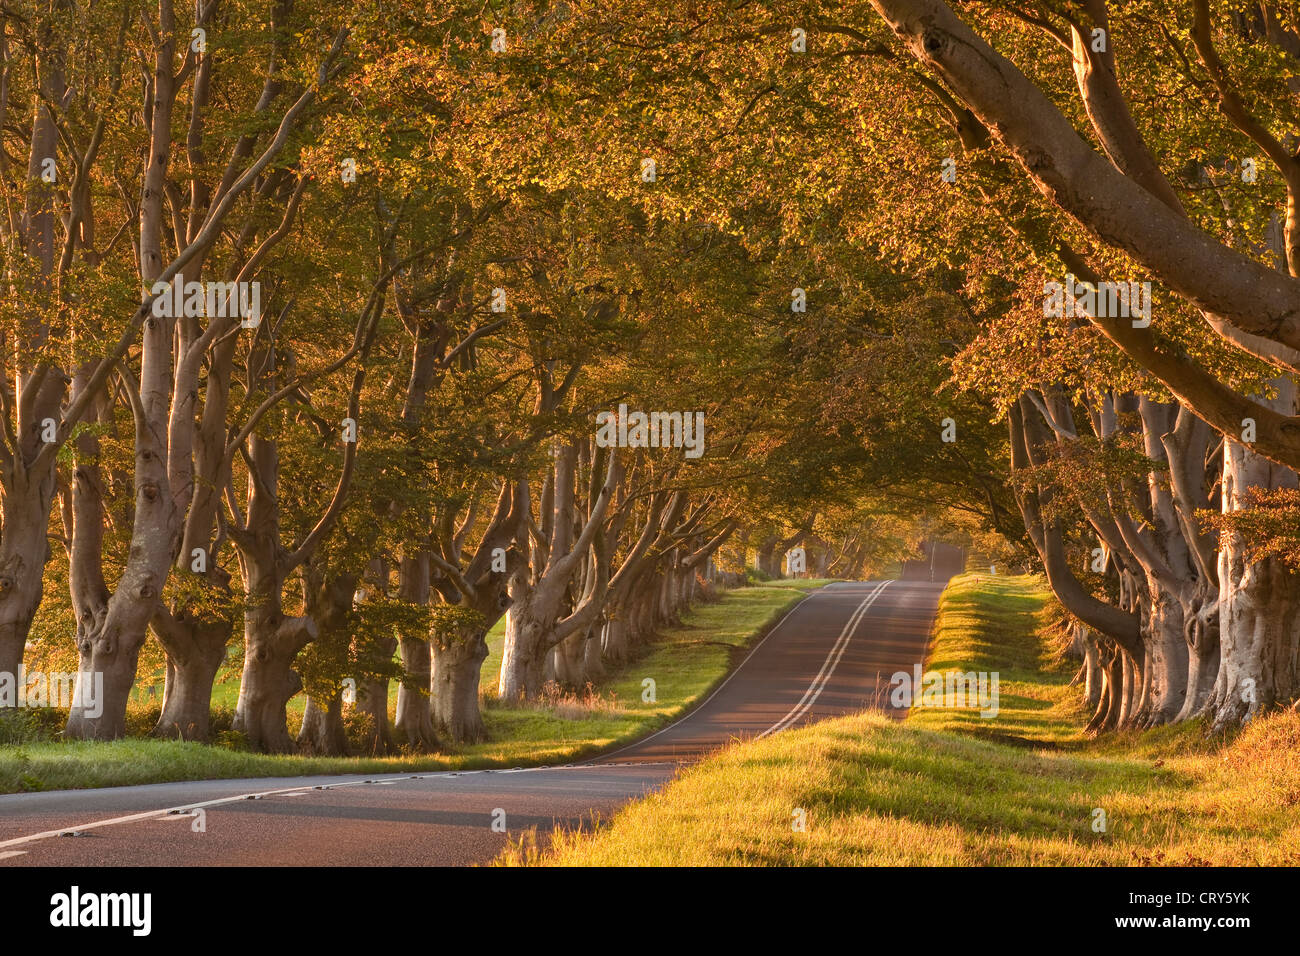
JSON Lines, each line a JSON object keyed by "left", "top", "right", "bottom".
{"left": 0, "top": 577, "right": 946, "bottom": 866}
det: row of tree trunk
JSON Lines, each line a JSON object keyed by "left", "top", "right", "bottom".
{"left": 1013, "top": 383, "right": 1300, "bottom": 734}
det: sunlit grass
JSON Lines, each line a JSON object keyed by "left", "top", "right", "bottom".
{"left": 0, "top": 586, "right": 804, "bottom": 794}
{"left": 754, "top": 577, "right": 841, "bottom": 591}
{"left": 502, "top": 573, "right": 1300, "bottom": 866}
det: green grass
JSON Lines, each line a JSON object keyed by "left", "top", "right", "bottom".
{"left": 0, "top": 585, "right": 805, "bottom": 794}
{"left": 754, "top": 577, "right": 840, "bottom": 592}
{"left": 503, "top": 572, "right": 1300, "bottom": 865}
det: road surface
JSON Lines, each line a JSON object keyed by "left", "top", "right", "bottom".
{"left": 0, "top": 577, "right": 946, "bottom": 866}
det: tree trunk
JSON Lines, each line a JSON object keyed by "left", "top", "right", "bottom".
{"left": 657, "top": 564, "right": 678, "bottom": 625}
{"left": 633, "top": 585, "right": 658, "bottom": 643}
{"left": 65, "top": 408, "right": 175, "bottom": 739}
{"left": 815, "top": 547, "right": 831, "bottom": 578}
{"left": 602, "top": 614, "right": 629, "bottom": 666}
{"left": 1205, "top": 411, "right": 1300, "bottom": 729}
{"left": 431, "top": 623, "right": 488, "bottom": 743}
{"left": 1119, "top": 650, "right": 1139, "bottom": 728}
{"left": 500, "top": 604, "right": 547, "bottom": 702}
{"left": 1209, "top": 553, "right": 1300, "bottom": 731}
{"left": 1176, "top": 584, "right": 1220, "bottom": 721}
{"left": 395, "top": 635, "right": 437, "bottom": 750}
{"left": 0, "top": 477, "right": 56, "bottom": 701}
{"left": 233, "top": 633, "right": 303, "bottom": 753}
{"left": 679, "top": 568, "right": 696, "bottom": 610}
{"left": 1206, "top": 440, "right": 1300, "bottom": 731}
{"left": 394, "top": 550, "right": 436, "bottom": 749}
{"left": 1, "top": 32, "right": 64, "bottom": 709}
{"left": 1082, "top": 631, "right": 1102, "bottom": 712}
{"left": 1139, "top": 584, "right": 1188, "bottom": 727}
{"left": 66, "top": 47, "right": 181, "bottom": 739}
{"left": 154, "top": 619, "right": 228, "bottom": 741}
{"left": 1087, "top": 645, "right": 1124, "bottom": 734}
{"left": 64, "top": 632, "right": 146, "bottom": 740}
{"left": 583, "top": 622, "right": 606, "bottom": 682}
{"left": 232, "top": 562, "right": 315, "bottom": 753}
{"left": 65, "top": 576, "right": 168, "bottom": 740}
{"left": 355, "top": 672, "right": 395, "bottom": 755}
{"left": 553, "top": 628, "right": 587, "bottom": 689}
{"left": 298, "top": 691, "right": 349, "bottom": 756}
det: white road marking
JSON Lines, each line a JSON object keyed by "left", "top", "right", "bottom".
{"left": 0, "top": 850, "right": 27, "bottom": 860}
{"left": 0, "top": 580, "right": 899, "bottom": 852}
{"left": 591, "top": 580, "right": 894, "bottom": 762}
{"left": 757, "top": 580, "right": 892, "bottom": 739}
{"left": 0, "top": 779, "right": 390, "bottom": 851}
{"left": 0, "top": 763, "right": 676, "bottom": 852}
{"left": 589, "top": 587, "right": 826, "bottom": 763}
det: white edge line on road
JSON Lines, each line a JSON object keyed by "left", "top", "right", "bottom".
{"left": 0, "top": 783, "right": 350, "bottom": 851}
{"left": 0, "top": 762, "right": 687, "bottom": 853}
{"left": 0, "top": 581, "right": 899, "bottom": 853}
{"left": 0, "top": 777, "right": 460, "bottom": 852}
{"left": 585, "top": 585, "right": 828, "bottom": 764}
{"left": 589, "top": 580, "right": 892, "bottom": 763}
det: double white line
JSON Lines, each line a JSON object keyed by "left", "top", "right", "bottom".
{"left": 756, "top": 580, "right": 892, "bottom": 739}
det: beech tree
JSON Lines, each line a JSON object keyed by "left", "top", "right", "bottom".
{"left": 12, "top": 0, "right": 1300, "bottom": 750}
{"left": 0, "top": 0, "right": 352, "bottom": 735}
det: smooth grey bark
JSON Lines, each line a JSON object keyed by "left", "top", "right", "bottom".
{"left": 353, "top": 559, "right": 396, "bottom": 754}
{"left": 152, "top": 615, "right": 229, "bottom": 741}
{"left": 1010, "top": 400, "right": 1142, "bottom": 655}
{"left": 64, "top": 19, "right": 181, "bottom": 740}
{"left": 295, "top": 567, "right": 358, "bottom": 756}
{"left": 390, "top": 298, "right": 453, "bottom": 751}
{"left": 1081, "top": 630, "right": 1102, "bottom": 713}
{"left": 228, "top": 342, "right": 359, "bottom": 752}
{"left": 232, "top": 503, "right": 318, "bottom": 754}
{"left": 430, "top": 620, "right": 489, "bottom": 743}
{"left": 298, "top": 691, "right": 349, "bottom": 756}
{"left": 868, "top": 0, "right": 1300, "bottom": 355}
{"left": 1025, "top": 387, "right": 1222, "bottom": 727}
{"left": 1109, "top": 399, "right": 1196, "bottom": 727}
{"left": 354, "top": 673, "right": 394, "bottom": 755}
{"left": 500, "top": 446, "right": 617, "bottom": 701}
{"left": 396, "top": 635, "right": 436, "bottom": 750}
{"left": 0, "top": 463, "right": 58, "bottom": 695}
{"left": 0, "top": 13, "right": 68, "bottom": 708}
{"left": 582, "top": 620, "right": 606, "bottom": 682}
{"left": 62, "top": 5, "right": 340, "bottom": 739}
{"left": 420, "top": 476, "right": 528, "bottom": 741}
{"left": 594, "top": 490, "right": 678, "bottom": 667}
{"left": 1206, "top": 430, "right": 1300, "bottom": 731}
{"left": 150, "top": 321, "right": 241, "bottom": 741}
{"left": 66, "top": 363, "right": 179, "bottom": 740}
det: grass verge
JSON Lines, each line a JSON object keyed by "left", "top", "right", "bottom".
{"left": 502, "top": 572, "right": 1300, "bottom": 865}
{"left": 0, "top": 585, "right": 805, "bottom": 794}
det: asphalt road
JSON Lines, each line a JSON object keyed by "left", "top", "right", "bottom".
{"left": 0, "top": 577, "right": 946, "bottom": 866}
